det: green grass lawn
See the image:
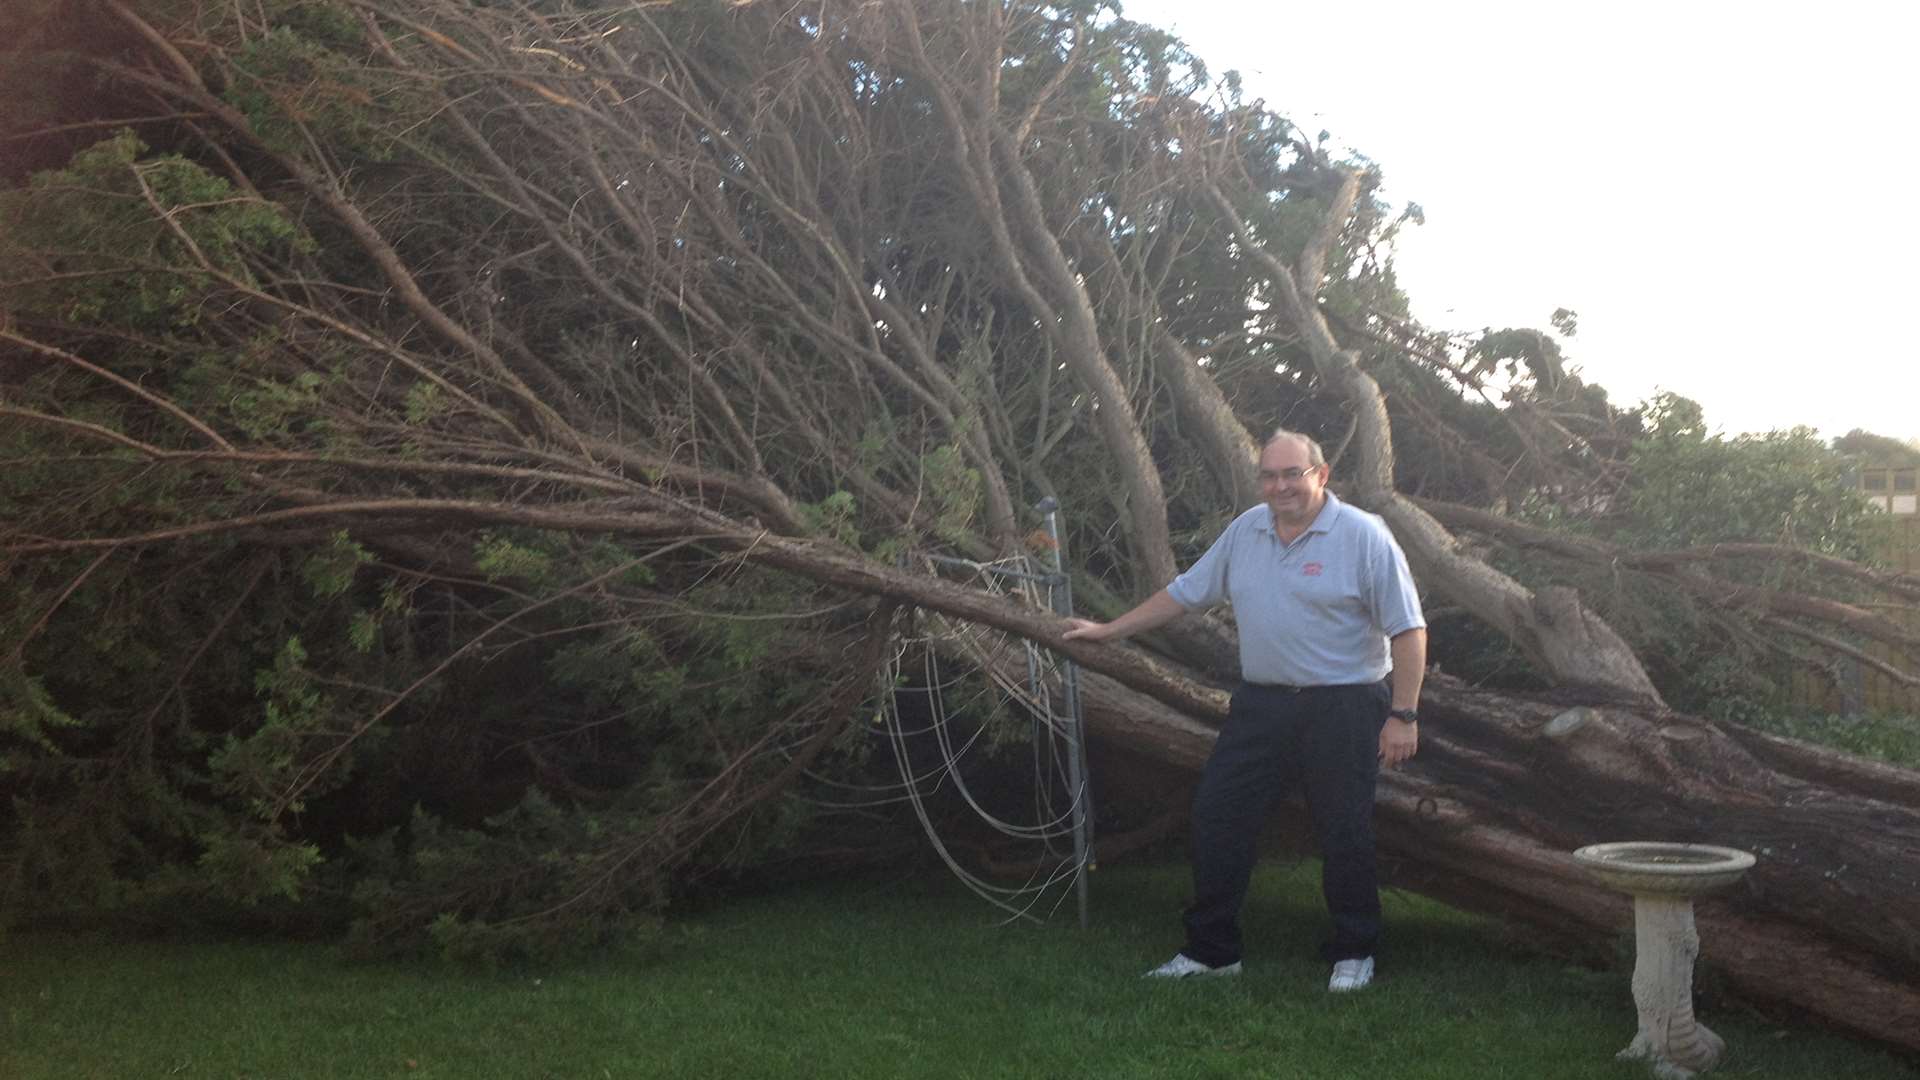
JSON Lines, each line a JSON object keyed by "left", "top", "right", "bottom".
{"left": 4, "top": 861, "right": 1914, "bottom": 1079}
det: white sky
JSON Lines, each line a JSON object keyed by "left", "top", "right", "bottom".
{"left": 1119, "top": 0, "right": 1920, "bottom": 442}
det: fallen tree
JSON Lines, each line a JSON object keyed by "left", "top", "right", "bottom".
{"left": 2, "top": 0, "right": 1916, "bottom": 1050}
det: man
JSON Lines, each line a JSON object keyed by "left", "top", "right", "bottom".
{"left": 1062, "top": 429, "right": 1425, "bottom": 992}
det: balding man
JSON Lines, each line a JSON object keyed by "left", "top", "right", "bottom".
{"left": 1064, "top": 429, "right": 1426, "bottom": 992}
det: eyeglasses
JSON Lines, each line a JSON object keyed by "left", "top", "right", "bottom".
{"left": 1260, "top": 466, "right": 1321, "bottom": 482}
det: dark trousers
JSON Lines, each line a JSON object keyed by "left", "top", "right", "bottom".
{"left": 1181, "top": 680, "right": 1390, "bottom": 967}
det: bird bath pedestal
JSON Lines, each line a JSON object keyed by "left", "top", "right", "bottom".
{"left": 1572, "top": 842, "right": 1756, "bottom": 1079}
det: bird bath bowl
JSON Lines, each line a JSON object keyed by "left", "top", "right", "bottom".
{"left": 1574, "top": 842, "right": 1755, "bottom": 896}
{"left": 1573, "top": 843, "right": 1756, "bottom": 1079}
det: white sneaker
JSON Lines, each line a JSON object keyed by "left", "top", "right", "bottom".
{"left": 1144, "top": 952, "right": 1242, "bottom": 978}
{"left": 1328, "top": 956, "right": 1375, "bottom": 992}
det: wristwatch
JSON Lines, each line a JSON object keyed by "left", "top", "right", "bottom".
{"left": 1388, "top": 707, "right": 1418, "bottom": 724}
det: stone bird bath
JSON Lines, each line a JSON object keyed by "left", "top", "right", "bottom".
{"left": 1573, "top": 841, "right": 1757, "bottom": 1078}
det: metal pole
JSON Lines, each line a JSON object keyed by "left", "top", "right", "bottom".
{"left": 1035, "top": 496, "right": 1094, "bottom": 929}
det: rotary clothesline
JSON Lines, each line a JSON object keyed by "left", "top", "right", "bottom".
{"left": 876, "top": 557, "right": 1088, "bottom": 924}
{"left": 878, "top": 628, "right": 1083, "bottom": 924}
{"left": 876, "top": 501, "right": 1097, "bottom": 926}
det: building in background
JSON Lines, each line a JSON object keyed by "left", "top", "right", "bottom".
{"left": 1791, "top": 460, "right": 1919, "bottom": 715}
{"left": 1859, "top": 463, "right": 1919, "bottom": 515}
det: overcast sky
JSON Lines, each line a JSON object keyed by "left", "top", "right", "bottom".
{"left": 1119, "top": 0, "right": 1920, "bottom": 442}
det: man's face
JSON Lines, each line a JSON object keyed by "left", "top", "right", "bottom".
{"left": 1258, "top": 436, "right": 1329, "bottom": 529}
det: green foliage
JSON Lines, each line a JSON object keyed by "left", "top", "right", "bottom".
{"left": 547, "top": 626, "right": 666, "bottom": 713}
{"left": 403, "top": 380, "right": 446, "bottom": 425}
{"left": 345, "top": 798, "right": 663, "bottom": 963}
{"left": 1476, "top": 393, "right": 1882, "bottom": 717}
{"left": 269, "top": 0, "right": 368, "bottom": 52}
{"left": 0, "top": 131, "right": 303, "bottom": 331}
{"left": 799, "top": 490, "right": 863, "bottom": 547}
{"left": 167, "top": 333, "right": 343, "bottom": 445}
{"left": 1741, "top": 710, "right": 1920, "bottom": 769}
{"left": 346, "top": 609, "right": 383, "bottom": 653}
{"left": 194, "top": 825, "right": 324, "bottom": 904}
{"left": 300, "top": 531, "right": 372, "bottom": 598}
{"left": 0, "top": 671, "right": 83, "bottom": 756}
{"left": 3, "top": 530, "right": 888, "bottom": 956}
{"left": 1465, "top": 327, "right": 1566, "bottom": 389}
{"left": 1620, "top": 393, "right": 1868, "bottom": 555}
{"left": 228, "top": 370, "right": 331, "bottom": 442}
{"left": 208, "top": 636, "right": 355, "bottom": 819}
{"left": 1433, "top": 392, "right": 1883, "bottom": 716}
{"left": 922, "top": 445, "right": 981, "bottom": 543}
{"left": 222, "top": 25, "right": 404, "bottom": 162}
{"left": 473, "top": 533, "right": 557, "bottom": 585}
{"left": 1833, "top": 428, "right": 1920, "bottom": 467}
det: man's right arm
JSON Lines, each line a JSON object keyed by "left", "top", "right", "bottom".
{"left": 1061, "top": 588, "right": 1189, "bottom": 643}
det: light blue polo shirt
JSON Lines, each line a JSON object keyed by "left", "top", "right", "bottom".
{"left": 1166, "top": 492, "right": 1425, "bottom": 686}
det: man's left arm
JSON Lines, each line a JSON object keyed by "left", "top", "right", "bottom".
{"left": 1380, "top": 627, "right": 1426, "bottom": 769}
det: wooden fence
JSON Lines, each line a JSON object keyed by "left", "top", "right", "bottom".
{"left": 1789, "top": 515, "right": 1920, "bottom": 715}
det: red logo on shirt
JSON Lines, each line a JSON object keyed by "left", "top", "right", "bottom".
{"left": 1302, "top": 562, "right": 1324, "bottom": 576}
